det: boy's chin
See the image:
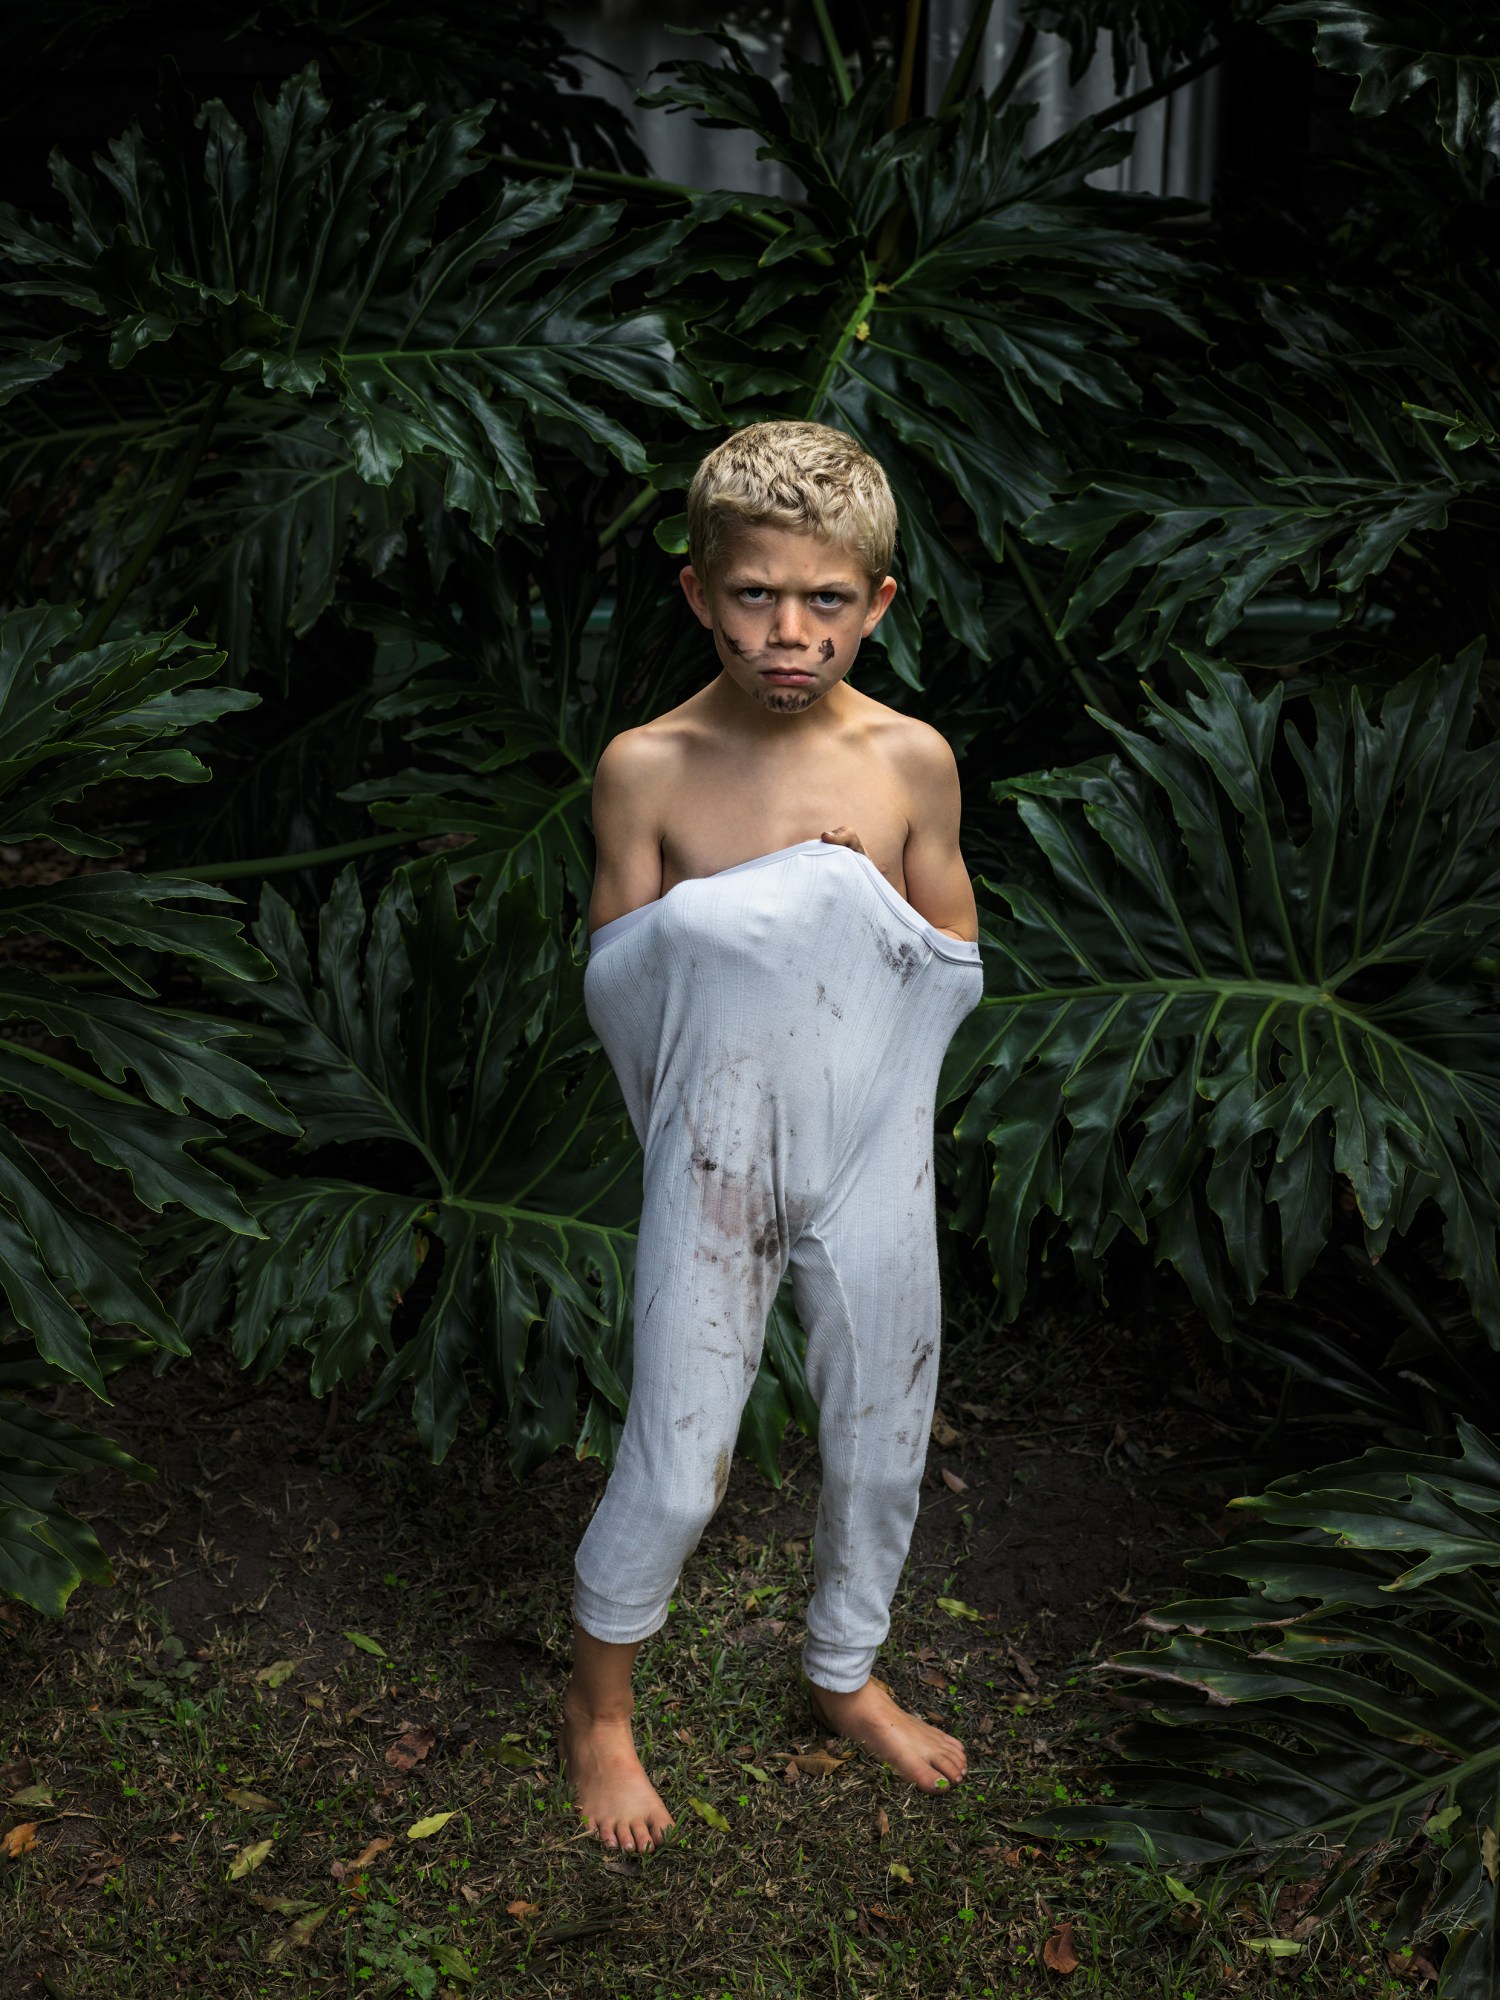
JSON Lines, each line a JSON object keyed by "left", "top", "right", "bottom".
{"left": 756, "top": 684, "right": 823, "bottom": 714}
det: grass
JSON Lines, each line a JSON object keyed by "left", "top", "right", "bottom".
{"left": 0, "top": 1312, "right": 1410, "bottom": 2000}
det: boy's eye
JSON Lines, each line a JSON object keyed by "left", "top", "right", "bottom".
{"left": 811, "top": 592, "right": 847, "bottom": 608}
{"left": 738, "top": 588, "right": 771, "bottom": 603}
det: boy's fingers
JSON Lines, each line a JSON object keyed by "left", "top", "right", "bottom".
{"left": 821, "top": 826, "right": 866, "bottom": 852}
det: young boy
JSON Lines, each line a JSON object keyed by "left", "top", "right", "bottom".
{"left": 562, "top": 420, "right": 983, "bottom": 1853}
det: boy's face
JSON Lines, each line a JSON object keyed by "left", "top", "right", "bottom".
{"left": 680, "top": 522, "right": 897, "bottom": 715}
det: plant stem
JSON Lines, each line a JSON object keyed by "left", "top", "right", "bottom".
{"left": 805, "top": 273, "right": 876, "bottom": 417}
{"left": 938, "top": 0, "right": 1001, "bottom": 115}
{"left": 809, "top": 0, "right": 854, "bottom": 105}
{"left": 892, "top": 0, "right": 926, "bottom": 127}
{"left": 598, "top": 483, "right": 659, "bottom": 552}
{"left": 1094, "top": 33, "right": 1242, "bottom": 132}
{"left": 988, "top": 21, "right": 1037, "bottom": 112}
{"left": 79, "top": 382, "right": 229, "bottom": 651}
{"left": 1004, "top": 532, "right": 1110, "bottom": 711}
{"left": 169, "top": 830, "right": 424, "bottom": 882}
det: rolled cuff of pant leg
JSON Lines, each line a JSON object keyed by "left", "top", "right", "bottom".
{"left": 801, "top": 1634, "right": 879, "bottom": 1694}
{"left": 572, "top": 1567, "right": 675, "bottom": 1647}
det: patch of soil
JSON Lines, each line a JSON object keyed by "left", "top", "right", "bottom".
{"left": 36, "top": 1311, "right": 1217, "bottom": 1683}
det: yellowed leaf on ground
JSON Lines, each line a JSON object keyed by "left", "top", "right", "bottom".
{"left": 936, "top": 1597, "right": 981, "bottom": 1621}
{"left": 687, "top": 1797, "right": 731, "bottom": 1831}
{"left": 255, "top": 1661, "right": 296, "bottom": 1688}
{"left": 406, "top": 1811, "right": 456, "bottom": 1841}
{"left": 225, "top": 1788, "right": 277, "bottom": 1812}
{"left": 875, "top": 1808, "right": 890, "bottom": 1839}
{"left": 344, "top": 1631, "right": 388, "bottom": 1658}
{"left": 788, "top": 1751, "right": 848, "bottom": 1778}
{"left": 1043, "top": 1920, "right": 1080, "bottom": 1973}
{"left": 940, "top": 1468, "right": 969, "bottom": 1493}
{"left": 887, "top": 1861, "right": 913, "bottom": 1885}
{"left": 267, "top": 1905, "right": 330, "bottom": 1959}
{"left": 2, "top": 1821, "right": 39, "bottom": 1859}
{"left": 8, "top": 1785, "right": 53, "bottom": 1808}
{"left": 227, "top": 1837, "right": 274, "bottom": 1881}
{"left": 385, "top": 1726, "right": 436, "bottom": 1772}
{"left": 507, "top": 1899, "right": 541, "bottom": 1919}
{"left": 331, "top": 1836, "right": 393, "bottom": 1881}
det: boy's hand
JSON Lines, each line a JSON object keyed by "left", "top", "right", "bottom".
{"left": 820, "top": 825, "right": 866, "bottom": 855}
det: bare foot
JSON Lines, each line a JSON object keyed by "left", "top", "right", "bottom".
{"left": 807, "top": 1677, "right": 967, "bottom": 1793}
{"left": 559, "top": 1694, "right": 676, "bottom": 1852}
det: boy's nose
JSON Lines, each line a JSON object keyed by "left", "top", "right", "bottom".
{"left": 769, "top": 604, "right": 810, "bottom": 646}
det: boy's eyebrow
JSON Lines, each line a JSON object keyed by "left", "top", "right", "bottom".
{"left": 721, "top": 571, "right": 861, "bottom": 591}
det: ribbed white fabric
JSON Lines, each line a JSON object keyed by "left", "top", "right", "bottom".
{"left": 575, "top": 839, "right": 983, "bottom": 1691}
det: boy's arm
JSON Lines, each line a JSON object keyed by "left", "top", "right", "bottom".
{"left": 898, "top": 724, "right": 978, "bottom": 944}
{"left": 587, "top": 731, "right": 668, "bottom": 934}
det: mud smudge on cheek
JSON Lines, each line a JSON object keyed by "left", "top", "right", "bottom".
{"left": 819, "top": 638, "right": 835, "bottom": 662}
{"left": 718, "top": 627, "right": 750, "bottom": 657}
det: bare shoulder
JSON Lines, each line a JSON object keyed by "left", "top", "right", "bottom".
{"left": 851, "top": 693, "right": 959, "bottom": 782}
{"left": 594, "top": 707, "right": 698, "bottom": 789}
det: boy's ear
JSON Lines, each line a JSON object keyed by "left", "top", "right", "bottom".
{"left": 679, "top": 564, "right": 713, "bottom": 628}
{"left": 861, "top": 574, "right": 898, "bottom": 636}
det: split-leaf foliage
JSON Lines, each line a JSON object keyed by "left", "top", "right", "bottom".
{"left": 1, "top": 4, "right": 1499, "bottom": 1983}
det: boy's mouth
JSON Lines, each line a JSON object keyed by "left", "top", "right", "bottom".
{"left": 759, "top": 666, "right": 817, "bottom": 685}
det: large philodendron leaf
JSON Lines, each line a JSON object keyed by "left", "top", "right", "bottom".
{"left": 943, "top": 641, "right": 1500, "bottom": 1335}
{"left": 0, "top": 63, "right": 712, "bottom": 669}
{"left": 339, "top": 518, "right": 705, "bottom": 920}
{"left": 1266, "top": 3, "right": 1500, "bottom": 164}
{"left": 1019, "top": 2, "right": 1276, "bottom": 86}
{"left": 167, "top": 857, "right": 813, "bottom": 1477}
{"left": 0, "top": 603, "right": 295, "bottom": 1611}
{"left": 166, "top": 863, "right": 635, "bottom": 1472}
{"left": 0, "top": 1, "right": 650, "bottom": 173}
{"left": 1024, "top": 292, "right": 1500, "bottom": 666}
{"left": 1020, "top": 1421, "right": 1500, "bottom": 1998}
{"left": 646, "top": 39, "right": 1194, "bottom": 682}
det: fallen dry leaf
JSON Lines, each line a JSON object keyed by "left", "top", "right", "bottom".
{"left": 330, "top": 1836, "right": 393, "bottom": 1881}
{"left": 267, "top": 1905, "right": 329, "bottom": 1959}
{"left": 1009, "top": 1646, "right": 1040, "bottom": 1690}
{"left": 227, "top": 1837, "right": 274, "bottom": 1881}
{"left": 930, "top": 1412, "right": 962, "bottom": 1447}
{"left": 868, "top": 1904, "right": 906, "bottom": 1924}
{"left": 918, "top": 1666, "right": 948, "bottom": 1690}
{"left": 940, "top": 1467, "right": 969, "bottom": 1493}
{"left": 249, "top": 1893, "right": 321, "bottom": 1916}
{"left": 1043, "top": 1920, "right": 1080, "bottom": 1974}
{"left": 2, "top": 1822, "right": 40, "bottom": 1859}
{"left": 224, "top": 1788, "right": 277, "bottom": 1812}
{"left": 255, "top": 1661, "right": 296, "bottom": 1689}
{"left": 788, "top": 1751, "right": 848, "bottom": 1779}
{"left": 405, "top": 1811, "right": 455, "bottom": 1841}
{"left": 507, "top": 1899, "right": 541, "bottom": 1919}
{"left": 875, "top": 1807, "right": 890, "bottom": 1840}
{"left": 8, "top": 1785, "right": 53, "bottom": 1809}
{"left": 384, "top": 1727, "right": 436, "bottom": 1773}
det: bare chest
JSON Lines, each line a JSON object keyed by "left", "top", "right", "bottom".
{"left": 659, "top": 747, "right": 912, "bottom": 894}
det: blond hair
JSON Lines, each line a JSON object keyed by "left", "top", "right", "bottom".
{"left": 685, "top": 421, "right": 897, "bottom": 585}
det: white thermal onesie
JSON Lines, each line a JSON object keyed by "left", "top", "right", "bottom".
{"left": 574, "top": 837, "right": 983, "bottom": 1692}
